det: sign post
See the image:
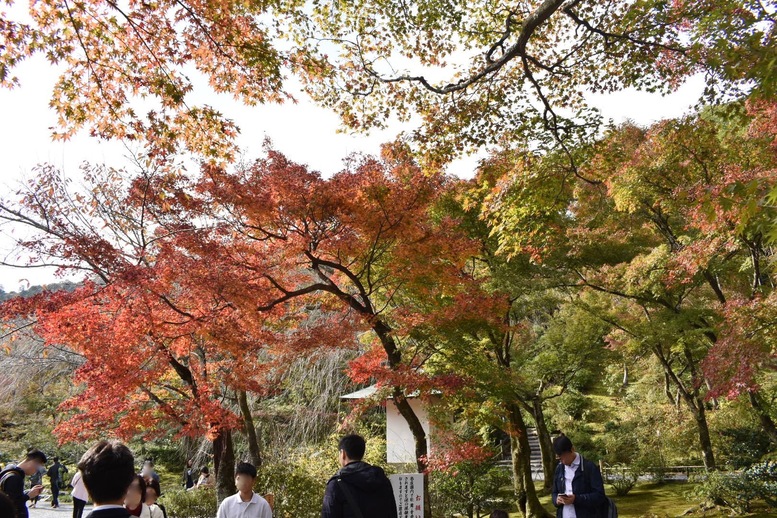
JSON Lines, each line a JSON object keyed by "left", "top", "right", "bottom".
{"left": 389, "top": 473, "right": 424, "bottom": 518}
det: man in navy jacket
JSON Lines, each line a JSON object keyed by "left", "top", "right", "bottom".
{"left": 79, "top": 440, "right": 136, "bottom": 518}
{"left": 551, "top": 435, "right": 606, "bottom": 518}
{"left": 321, "top": 434, "right": 398, "bottom": 518}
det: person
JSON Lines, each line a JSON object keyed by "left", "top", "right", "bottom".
{"left": 216, "top": 462, "right": 272, "bottom": 518}
{"left": 490, "top": 511, "right": 509, "bottom": 518}
{"left": 0, "top": 449, "right": 47, "bottom": 518}
{"left": 70, "top": 469, "right": 90, "bottom": 518}
{"left": 145, "top": 479, "right": 167, "bottom": 518}
{"left": 188, "top": 467, "right": 213, "bottom": 490}
{"left": 28, "top": 464, "right": 45, "bottom": 508}
{"left": 48, "top": 455, "right": 69, "bottom": 508}
{"left": 78, "top": 439, "right": 136, "bottom": 518}
{"left": 0, "top": 491, "right": 17, "bottom": 518}
{"left": 182, "top": 459, "right": 195, "bottom": 490}
{"left": 139, "top": 459, "right": 160, "bottom": 484}
{"left": 321, "top": 434, "right": 398, "bottom": 518}
{"left": 124, "top": 475, "right": 163, "bottom": 518}
{"left": 551, "top": 434, "right": 606, "bottom": 518}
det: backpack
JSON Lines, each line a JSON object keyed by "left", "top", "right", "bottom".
{"left": 578, "top": 457, "right": 618, "bottom": 518}
{"left": 0, "top": 467, "right": 22, "bottom": 494}
{"left": 604, "top": 496, "right": 618, "bottom": 518}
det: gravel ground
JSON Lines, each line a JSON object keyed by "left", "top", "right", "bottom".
{"left": 28, "top": 499, "right": 93, "bottom": 518}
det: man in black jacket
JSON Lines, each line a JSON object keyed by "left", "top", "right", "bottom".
{"left": 48, "top": 456, "right": 69, "bottom": 508}
{"left": 0, "top": 449, "right": 47, "bottom": 518}
{"left": 321, "top": 434, "right": 398, "bottom": 518}
{"left": 551, "top": 435, "right": 607, "bottom": 518}
{"left": 78, "top": 440, "right": 136, "bottom": 518}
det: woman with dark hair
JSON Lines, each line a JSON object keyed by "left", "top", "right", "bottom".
{"left": 145, "top": 478, "right": 167, "bottom": 518}
{"left": 70, "top": 469, "right": 90, "bottom": 518}
{"left": 188, "top": 466, "right": 213, "bottom": 490}
{"left": 125, "top": 474, "right": 162, "bottom": 518}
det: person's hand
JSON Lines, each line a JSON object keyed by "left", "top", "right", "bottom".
{"left": 558, "top": 494, "right": 576, "bottom": 505}
{"left": 29, "top": 485, "right": 44, "bottom": 499}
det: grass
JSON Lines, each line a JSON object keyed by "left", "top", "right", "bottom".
{"left": 510, "top": 482, "right": 776, "bottom": 518}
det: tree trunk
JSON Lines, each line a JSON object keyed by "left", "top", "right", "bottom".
{"left": 529, "top": 398, "right": 555, "bottom": 492}
{"left": 212, "top": 428, "right": 236, "bottom": 503}
{"left": 392, "top": 388, "right": 432, "bottom": 518}
{"left": 237, "top": 389, "right": 262, "bottom": 467}
{"left": 374, "top": 313, "right": 431, "bottom": 518}
{"left": 653, "top": 346, "right": 717, "bottom": 470}
{"left": 692, "top": 399, "right": 716, "bottom": 470}
{"left": 507, "top": 404, "right": 552, "bottom": 518}
{"left": 749, "top": 390, "right": 777, "bottom": 444}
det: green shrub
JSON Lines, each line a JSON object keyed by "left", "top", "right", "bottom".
{"left": 254, "top": 461, "right": 324, "bottom": 518}
{"left": 719, "top": 427, "right": 774, "bottom": 469}
{"left": 603, "top": 464, "right": 640, "bottom": 496}
{"left": 430, "top": 461, "right": 512, "bottom": 518}
{"left": 557, "top": 392, "right": 590, "bottom": 420}
{"left": 693, "top": 461, "right": 777, "bottom": 515}
{"left": 744, "top": 461, "right": 777, "bottom": 508}
{"left": 161, "top": 488, "right": 217, "bottom": 518}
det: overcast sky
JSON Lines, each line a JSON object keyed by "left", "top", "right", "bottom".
{"left": 0, "top": 54, "right": 706, "bottom": 292}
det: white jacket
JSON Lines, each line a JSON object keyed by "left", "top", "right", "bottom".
{"left": 132, "top": 503, "right": 164, "bottom": 518}
{"left": 70, "top": 471, "right": 90, "bottom": 502}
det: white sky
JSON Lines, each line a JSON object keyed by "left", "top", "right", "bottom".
{"left": 0, "top": 52, "right": 707, "bottom": 292}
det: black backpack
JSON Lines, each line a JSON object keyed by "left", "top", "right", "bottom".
{"left": 0, "top": 467, "right": 22, "bottom": 494}
{"left": 578, "top": 457, "right": 618, "bottom": 518}
{"left": 604, "top": 496, "right": 618, "bottom": 518}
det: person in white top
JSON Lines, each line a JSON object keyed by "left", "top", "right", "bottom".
{"left": 551, "top": 434, "right": 606, "bottom": 518}
{"left": 70, "top": 469, "right": 91, "bottom": 518}
{"left": 216, "top": 462, "right": 272, "bottom": 518}
{"left": 188, "top": 466, "right": 214, "bottom": 490}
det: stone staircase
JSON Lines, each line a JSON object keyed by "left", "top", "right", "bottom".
{"left": 496, "top": 427, "right": 545, "bottom": 480}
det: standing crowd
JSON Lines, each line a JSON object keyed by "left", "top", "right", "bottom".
{"left": 0, "top": 433, "right": 608, "bottom": 518}
{"left": 0, "top": 449, "right": 174, "bottom": 518}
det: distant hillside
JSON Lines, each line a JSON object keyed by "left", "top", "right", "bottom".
{"left": 0, "top": 280, "right": 80, "bottom": 302}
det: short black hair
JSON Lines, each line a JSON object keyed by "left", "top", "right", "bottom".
{"left": 77, "top": 440, "right": 135, "bottom": 504}
{"left": 25, "top": 449, "right": 47, "bottom": 464}
{"left": 200, "top": 466, "right": 209, "bottom": 474}
{"left": 490, "top": 511, "right": 509, "bottom": 518}
{"left": 0, "top": 491, "right": 16, "bottom": 518}
{"left": 146, "top": 478, "right": 162, "bottom": 499}
{"left": 143, "top": 458, "right": 154, "bottom": 466}
{"left": 235, "top": 462, "right": 257, "bottom": 478}
{"left": 338, "top": 434, "right": 366, "bottom": 461}
{"left": 552, "top": 434, "right": 574, "bottom": 455}
{"left": 53, "top": 456, "right": 59, "bottom": 463}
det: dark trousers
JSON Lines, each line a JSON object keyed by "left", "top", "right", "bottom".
{"left": 51, "top": 480, "right": 60, "bottom": 506}
{"left": 73, "top": 497, "right": 87, "bottom": 518}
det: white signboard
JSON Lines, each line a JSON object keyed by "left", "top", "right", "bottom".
{"left": 386, "top": 398, "right": 431, "bottom": 463}
{"left": 389, "top": 473, "right": 424, "bottom": 518}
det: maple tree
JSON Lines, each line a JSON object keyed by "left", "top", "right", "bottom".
{"left": 478, "top": 99, "right": 777, "bottom": 469}
{"left": 0, "top": 163, "right": 315, "bottom": 499}
{"left": 0, "top": 144, "right": 478, "bottom": 516}
{"left": 404, "top": 165, "right": 613, "bottom": 517}
{"left": 2, "top": 1, "right": 774, "bottom": 165}
{"left": 180, "top": 143, "right": 479, "bottom": 517}
{"left": 295, "top": 0, "right": 776, "bottom": 164}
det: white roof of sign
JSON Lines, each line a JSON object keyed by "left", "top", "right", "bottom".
{"left": 340, "top": 385, "right": 441, "bottom": 400}
{"left": 340, "top": 385, "right": 379, "bottom": 399}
